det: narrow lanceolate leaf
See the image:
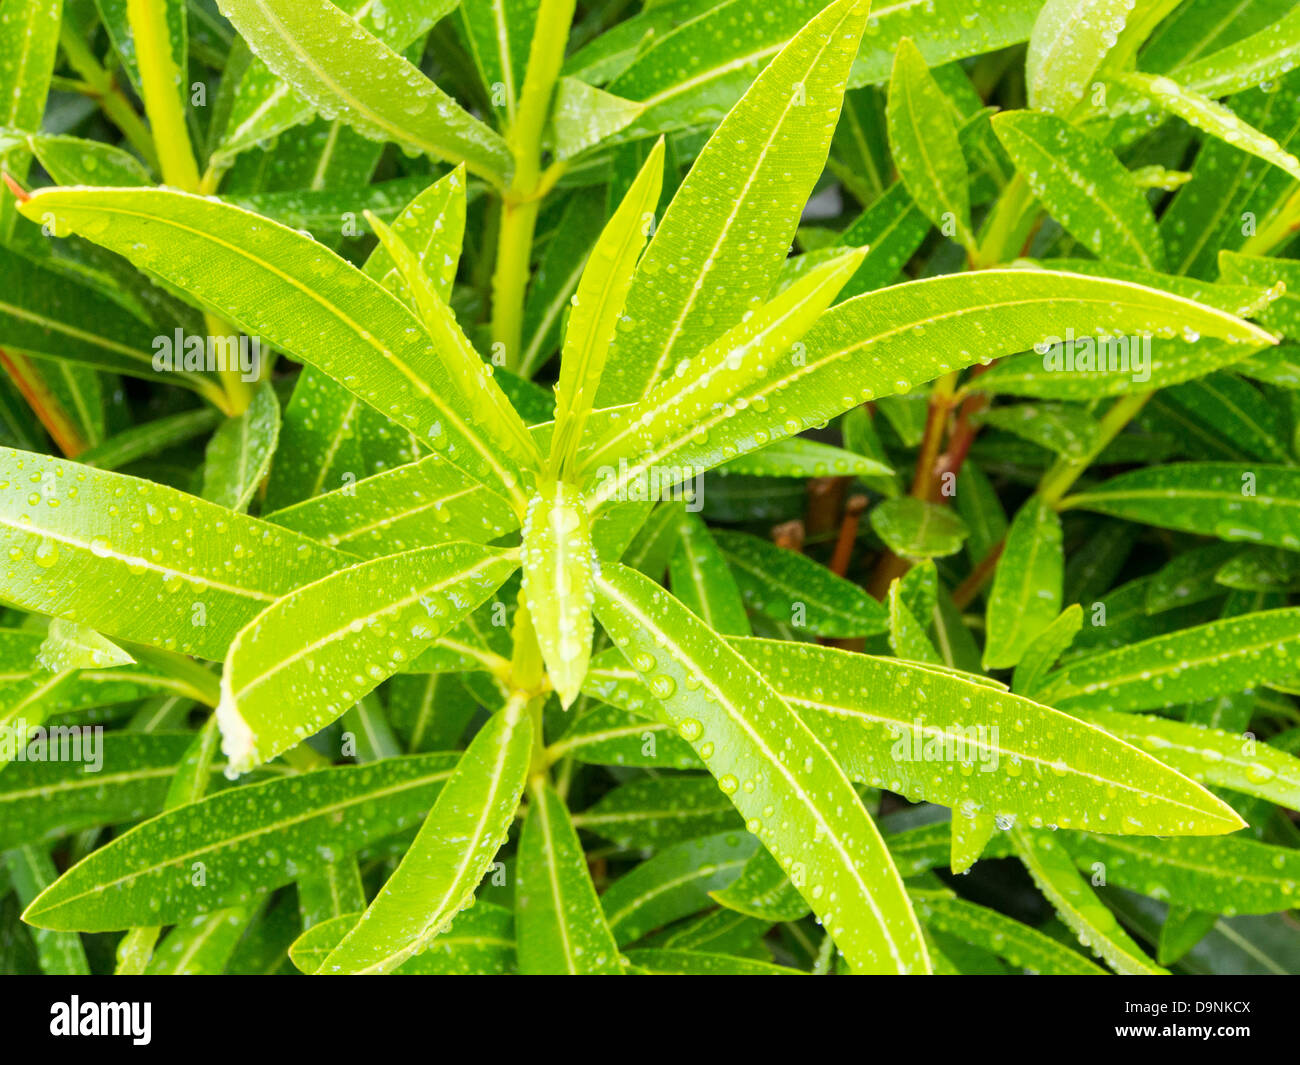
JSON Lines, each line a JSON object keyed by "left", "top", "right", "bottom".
{"left": 550, "top": 78, "right": 644, "bottom": 159}
{"left": 219, "top": 543, "right": 518, "bottom": 773}
{"left": 625, "top": 950, "right": 801, "bottom": 976}
{"left": 585, "top": 271, "right": 1274, "bottom": 510}
{"left": 1177, "top": 8, "right": 1300, "bottom": 99}
{"left": 1058, "top": 832, "right": 1300, "bottom": 916}
{"left": 992, "top": 111, "right": 1165, "bottom": 270}
{"left": 595, "top": 0, "right": 869, "bottom": 405}
{"left": 0, "top": 733, "right": 194, "bottom": 850}
{"left": 1073, "top": 710, "right": 1300, "bottom": 813}
{"left": 910, "top": 891, "right": 1106, "bottom": 975}
{"left": 1064, "top": 464, "right": 1300, "bottom": 551}
{"left": 984, "top": 497, "right": 1063, "bottom": 671}
{"left": 291, "top": 903, "right": 515, "bottom": 975}
{"left": 1011, "top": 826, "right": 1166, "bottom": 975}
{"left": 887, "top": 39, "right": 974, "bottom": 252}
{"left": 668, "top": 514, "right": 750, "bottom": 638}
{"left": 37, "top": 618, "right": 134, "bottom": 672}
{"left": 593, "top": 562, "right": 930, "bottom": 974}
{"left": 718, "top": 437, "right": 893, "bottom": 480}
{"left": 871, "top": 498, "right": 969, "bottom": 560}
{"left": 6, "top": 846, "right": 90, "bottom": 975}
{"left": 215, "top": 0, "right": 512, "bottom": 183}
{"left": 516, "top": 779, "right": 622, "bottom": 975}
{"left": 710, "top": 846, "right": 810, "bottom": 923}
{"left": 580, "top": 248, "right": 866, "bottom": 505}
{"left": 737, "top": 639, "right": 1242, "bottom": 835}
{"left": 521, "top": 480, "right": 594, "bottom": 708}
{"left": 364, "top": 167, "right": 467, "bottom": 306}
{"left": 1026, "top": 0, "right": 1133, "bottom": 116}
{"left": 320, "top": 699, "right": 532, "bottom": 975}
{"left": 18, "top": 190, "right": 531, "bottom": 512}
{"left": 1013, "top": 604, "right": 1084, "bottom": 697}
{"left": 548, "top": 141, "right": 663, "bottom": 478}
{"left": 367, "top": 212, "right": 541, "bottom": 473}
{"left": 1035, "top": 607, "right": 1300, "bottom": 714}
{"left": 1115, "top": 72, "right": 1300, "bottom": 182}
{"left": 265, "top": 453, "right": 518, "bottom": 559}
{"left": 201, "top": 381, "right": 280, "bottom": 513}
{"left": 0, "top": 246, "right": 218, "bottom": 400}
{"left": 23, "top": 754, "right": 460, "bottom": 931}
{"left": 3, "top": 129, "right": 153, "bottom": 186}
{"left": 573, "top": 776, "right": 741, "bottom": 848}
{"left": 0, "top": 448, "right": 341, "bottom": 659}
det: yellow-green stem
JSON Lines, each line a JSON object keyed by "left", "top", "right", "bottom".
{"left": 1040, "top": 390, "right": 1153, "bottom": 508}
{"left": 57, "top": 26, "right": 160, "bottom": 173}
{"left": 126, "top": 0, "right": 200, "bottom": 190}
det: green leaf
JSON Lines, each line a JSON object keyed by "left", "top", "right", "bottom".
{"left": 1176, "top": 7, "right": 1300, "bottom": 98}
{"left": 595, "top": 0, "right": 869, "bottom": 405}
{"left": 886, "top": 38, "right": 974, "bottom": 252}
{"left": 1078, "top": 710, "right": 1300, "bottom": 812}
{"left": 516, "top": 778, "right": 623, "bottom": 974}
{"left": 550, "top": 77, "right": 644, "bottom": 159}
{"left": 1026, "top": 0, "right": 1133, "bottom": 116}
{"left": 717, "top": 437, "right": 893, "bottom": 480}
{"left": 624, "top": 949, "right": 801, "bottom": 975}
{"left": 201, "top": 380, "right": 280, "bottom": 512}
{"left": 1, "top": 129, "right": 152, "bottom": 186}
{"left": 984, "top": 496, "right": 1063, "bottom": 670}
{"left": 593, "top": 561, "right": 930, "bottom": 974}
{"left": 1064, "top": 463, "right": 1300, "bottom": 550}
{"left": 0, "top": 0, "right": 62, "bottom": 240}
{"left": 1036, "top": 606, "right": 1300, "bottom": 713}
{"left": 319, "top": 698, "right": 532, "bottom": 974}
{"left": 1058, "top": 831, "right": 1300, "bottom": 915}
{"left": 717, "top": 527, "right": 889, "bottom": 637}
{"left": 1114, "top": 71, "right": 1300, "bottom": 181}
{"left": 0, "top": 447, "right": 341, "bottom": 659}
{"left": 291, "top": 902, "right": 515, "bottom": 975}
{"left": 37, "top": 618, "right": 134, "bottom": 671}
{"left": 910, "top": 890, "right": 1106, "bottom": 975}
{"left": 1010, "top": 825, "right": 1166, "bottom": 975}
{"left": 871, "top": 498, "right": 969, "bottom": 560}
{"left": 22, "top": 753, "right": 460, "bottom": 931}
{"left": 1012, "top": 604, "right": 1083, "bottom": 696}
{"left": 19, "top": 188, "right": 530, "bottom": 510}
{"left": 265, "top": 452, "right": 519, "bottom": 559}
{"left": 548, "top": 140, "right": 663, "bottom": 477}
{"left": 216, "top": 0, "right": 511, "bottom": 183}
{"left": 992, "top": 110, "right": 1165, "bottom": 270}
{"left": 572, "top": 776, "right": 741, "bottom": 848}
{"left": 734, "top": 638, "right": 1244, "bottom": 836}
{"left": 600, "top": 830, "right": 758, "bottom": 946}
{"left": 710, "top": 845, "right": 810, "bottom": 923}
{"left": 218, "top": 543, "right": 518, "bottom": 772}
{"left": 520, "top": 479, "right": 593, "bottom": 708}
{"left": 668, "top": 513, "right": 750, "bottom": 638}
{"left": 5, "top": 846, "right": 90, "bottom": 974}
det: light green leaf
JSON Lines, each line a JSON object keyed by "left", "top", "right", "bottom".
{"left": 1064, "top": 463, "right": 1300, "bottom": 550}
{"left": 520, "top": 479, "right": 593, "bottom": 708}
{"left": 871, "top": 498, "right": 969, "bottom": 560}
{"left": 5, "top": 846, "right": 90, "bottom": 974}
{"left": 1114, "top": 71, "right": 1300, "bottom": 181}
{"left": 516, "top": 778, "right": 623, "bottom": 974}
{"left": 549, "top": 140, "right": 663, "bottom": 477}
{"left": 19, "top": 188, "right": 529, "bottom": 511}
{"left": 993, "top": 110, "right": 1165, "bottom": 270}
{"left": 215, "top": 0, "right": 511, "bottom": 183}
{"left": 593, "top": 562, "right": 930, "bottom": 974}
{"left": 1036, "top": 607, "right": 1300, "bottom": 713}
{"left": 201, "top": 380, "right": 280, "bottom": 513}
{"left": 0, "top": 448, "right": 341, "bottom": 659}
{"left": 1026, "top": 0, "right": 1133, "bottom": 116}
{"left": 1176, "top": 8, "right": 1300, "bottom": 102}
{"left": 551, "top": 77, "right": 644, "bottom": 159}
{"left": 1011, "top": 825, "right": 1166, "bottom": 975}
{"left": 22, "top": 753, "right": 460, "bottom": 931}
{"left": 886, "top": 38, "right": 974, "bottom": 252}
{"left": 218, "top": 543, "right": 518, "bottom": 772}
{"left": 734, "top": 637, "right": 1245, "bottom": 836}
{"left": 624, "top": 949, "right": 802, "bottom": 975}
{"left": 595, "top": 0, "right": 869, "bottom": 405}
{"left": 0, "top": 0, "right": 62, "bottom": 240}
{"left": 668, "top": 512, "right": 750, "bottom": 637}
{"left": 37, "top": 618, "right": 134, "bottom": 672}
{"left": 572, "top": 776, "right": 741, "bottom": 848}
{"left": 319, "top": 698, "right": 532, "bottom": 974}
{"left": 710, "top": 845, "right": 810, "bottom": 923}
{"left": 984, "top": 496, "right": 1063, "bottom": 670}
{"left": 1013, "top": 604, "right": 1083, "bottom": 696}
{"left": 717, "top": 437, "right": 893, "bottom": 480}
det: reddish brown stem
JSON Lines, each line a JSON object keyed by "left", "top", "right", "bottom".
{"left": 951, "top": 539, "right": 1005, "bottom": 610}
{"left": 829, "top": 494, "right": 867, "bottom": 578}
{"left": 0, "top": 350, "right": 88, "bottom": 457}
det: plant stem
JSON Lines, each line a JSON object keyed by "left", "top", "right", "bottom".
{"left": 127, "top": 0, "right": 201, "bottom": 190}
{"left": 491, "top": 0, "right": 576, "bottom": 369}
{"left": 971, "top": 173, "right": 1037, "bottom": 269}
{"left": 1039, "top": 390, "right": 1152, "bottom": 508}
{"left": 57, "top": 26, "right": 160, "bottom": 173}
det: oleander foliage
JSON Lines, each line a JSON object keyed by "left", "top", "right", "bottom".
{"left": 0, "top": 0, "right": 1298, "bottom": 975}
